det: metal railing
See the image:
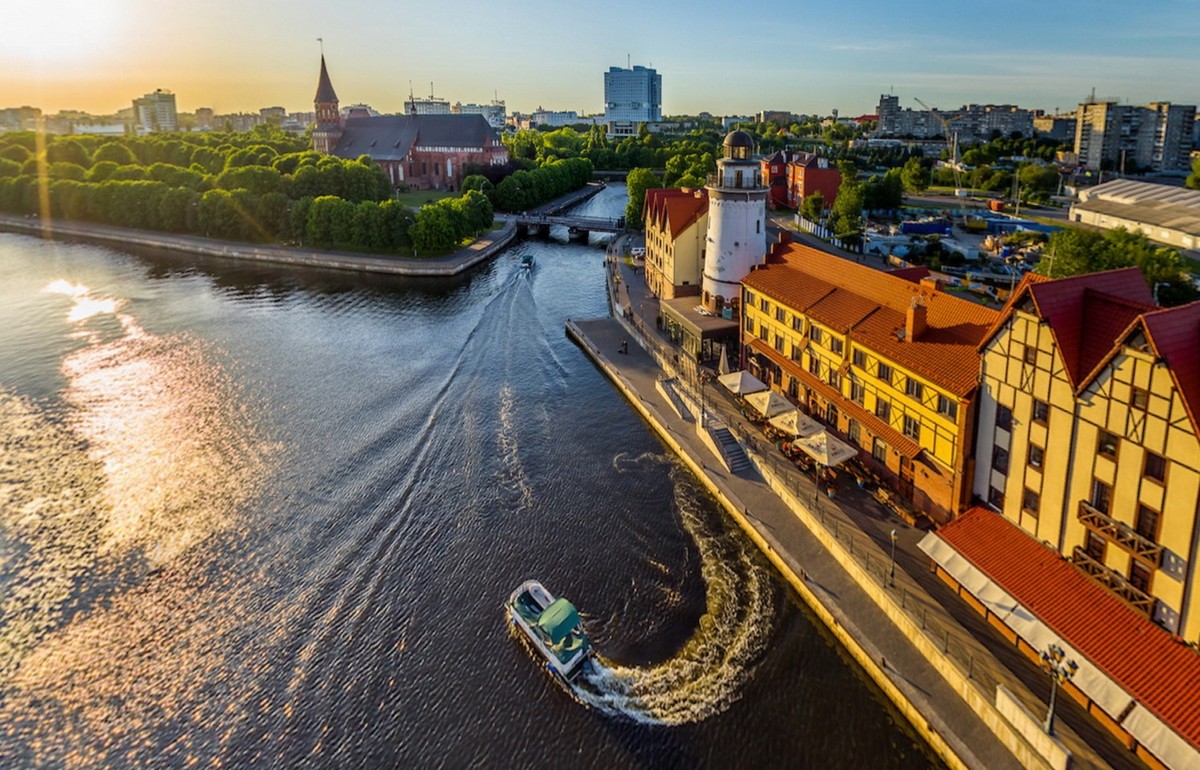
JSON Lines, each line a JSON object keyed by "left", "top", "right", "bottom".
{"left": 1071, "top": 546, "right": 1157, "bottom": 617}
{"left": 1077, "top": 500, "right": 1163, "bottom": 567}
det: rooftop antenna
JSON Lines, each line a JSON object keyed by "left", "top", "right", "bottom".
{"left": 627, "top": 53, "right": 630, "bottom": 69}
{"left": 430, "top": 82, "right": 435, "bottom": 100}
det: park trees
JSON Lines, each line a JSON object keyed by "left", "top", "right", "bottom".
{"left": 1037, "top": 227, "right": 1198, "bottom": 306}
{"left": 625, "top": 167, "right": 660, "bottom": 226}
{"left": 800, "top": 190, "right": 824, "bottom": 222}
{"left": 900, "top": 157, "right": 930, "bottom": 192}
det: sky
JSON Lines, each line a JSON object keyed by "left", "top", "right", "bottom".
{"left": 2, "top": 0, "right": 1198, "bottom": 118}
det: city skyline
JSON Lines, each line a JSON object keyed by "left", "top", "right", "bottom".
{"left": 2, "top": 0, "right": 1199, "bottom": 117}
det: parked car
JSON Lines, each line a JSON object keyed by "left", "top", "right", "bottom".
{"left": 630, "top": 247, "right": 646, "bottom": 258}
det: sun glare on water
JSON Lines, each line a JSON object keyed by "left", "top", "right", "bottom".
{"left": 2, "top": 2, "right": 122, "bottom": 62}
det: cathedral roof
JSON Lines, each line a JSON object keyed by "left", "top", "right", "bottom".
{"left": 329, "top": 114, "right": 499, "bottom": 161}
{"left": 315, "top": 55, "right": 338, "bottom": 104}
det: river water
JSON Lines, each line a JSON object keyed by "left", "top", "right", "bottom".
{"left": 0, "top": 185, "right": 940, "bottom": 769}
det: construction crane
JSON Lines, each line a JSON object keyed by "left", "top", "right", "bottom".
{"left": 914, "top": 97, "right": 970, "bottom": 223}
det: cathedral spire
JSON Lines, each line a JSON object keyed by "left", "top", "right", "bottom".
{"left": 312, "top": 53, "right": 342, "bottom": 155}
{"left": 315, "top": 54, "right": 339, "bottom": 106}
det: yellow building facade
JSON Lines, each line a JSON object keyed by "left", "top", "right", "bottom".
{"left": 643, "top": 188, "right": 708, "bottom": 300}
{"left": 977, "top": 269, "right": 1200, "bottom": 641}
{"left": 741, "top": 239, "right": 998, "bottom": 523}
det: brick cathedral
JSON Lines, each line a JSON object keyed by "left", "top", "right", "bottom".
{"left": 312, "top": 55, "right": 508, "bottom": 191}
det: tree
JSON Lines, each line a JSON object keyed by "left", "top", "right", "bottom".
{"left": 800, "top": 190, "right": 824, "bottom": 222}
{"left": 1038, "top": 226, "right": 1198, "bottom": 306}
{"left": 625, "top": 168, "right": 660, "bottom": 226}
{"left": 900, "top": 157, "right": 930, "bottom": 193}
{"left": 827, "top": 178, "right": 865, "bottom": 243}
{"left": 410, "top": 203, "right": 458, "bottom": 253}
{"left": 1188, "top": 156, "right": 1200, "bottom": 190}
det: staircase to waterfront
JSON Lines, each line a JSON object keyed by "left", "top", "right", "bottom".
{"left": 706, "top": 420, "right": 752, "bottom": 474}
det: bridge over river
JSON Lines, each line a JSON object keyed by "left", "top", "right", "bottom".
{"left": 514, "top": 213, "right": 626, "bottom": 239}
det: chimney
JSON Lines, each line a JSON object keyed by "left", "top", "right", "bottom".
{"left": 905, "top": 295, "right": 927, "bottom": 343}
{"left": 920, "top": 276, "right": 941, "bottom": 293}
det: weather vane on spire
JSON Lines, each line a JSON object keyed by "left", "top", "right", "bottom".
{"left": 317, "top": 37, "right": 324, "bottom": 56}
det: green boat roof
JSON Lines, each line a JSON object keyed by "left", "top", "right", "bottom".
{"left": 538, "top": 598, "right": 581, "bottom": 645}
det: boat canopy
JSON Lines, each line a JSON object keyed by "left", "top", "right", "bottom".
{"left": 538, "top": 598, "right": 581, "bottom": 645}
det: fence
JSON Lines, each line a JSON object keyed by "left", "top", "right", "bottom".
{"left": 607, "top": 273, "right": 1036, "bottom": 755}
{"left": 794, "top": 215, "right": 863, "bottom": 254}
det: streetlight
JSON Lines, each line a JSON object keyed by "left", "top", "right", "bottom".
{"left": 1040, "top": 643, "right": 1078, "bottom": 736}
{"left": 888, "top": 529, "right": 898, "bottom": 586}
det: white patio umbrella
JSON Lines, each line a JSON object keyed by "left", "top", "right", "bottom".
{"left": 768, "top": 409, "right": 823, "bottom": 438}
{"left": 718, "top": 370, "right": 767, "bottom": 396}
{"left": 791, "top": 430, "right": 859, "bottom": 468}
{"left": 743, "top": 390, "right": 794, "bottom": 420}
{"left": 718, "top": 346, "right": 731, "bottom": 376}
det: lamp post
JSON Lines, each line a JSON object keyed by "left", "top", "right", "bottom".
{"left": 1040, "top": 643, "right": 1078, "bottom": 736}
{"left": 888, "top": 529, "right": 898, "bottom": 586}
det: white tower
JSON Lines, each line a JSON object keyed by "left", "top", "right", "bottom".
{"left": 703, "top": 130, "right": 767, "bottom": 315}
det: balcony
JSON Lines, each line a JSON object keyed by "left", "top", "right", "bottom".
{"left": 1077, "top": 500, "right": 1163, "bottom": 567}
{"left": 1071, "top": 546, "right": 1156, "bottom": 617}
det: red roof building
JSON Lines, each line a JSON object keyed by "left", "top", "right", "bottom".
{"left": 759, "top": 149, "right": 841, "bottom": 211}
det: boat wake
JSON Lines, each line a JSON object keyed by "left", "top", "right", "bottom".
{"left": 572, "top": 456, "right": 775, "bottom": 725}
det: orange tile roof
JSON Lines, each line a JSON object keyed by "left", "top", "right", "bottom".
{"left": 743, "top": 242, "right": 998, "bottom": 396}
{"left": 938, "top": 508, "right": 1200, "bottom": 751}
{"left": 644, "top": 188, "right": 707, "bottom": 236}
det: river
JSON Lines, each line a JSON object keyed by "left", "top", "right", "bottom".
{"left": 0, "top": 184, "right": 941, "bottom": 768}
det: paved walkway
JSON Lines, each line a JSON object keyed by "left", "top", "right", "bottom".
{"left": 569, "top": 254, "right": 1143, "bottom": 770}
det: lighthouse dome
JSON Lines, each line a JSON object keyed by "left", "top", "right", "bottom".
{"left": 723, "top": 130, "right": 755, "bottom": 160}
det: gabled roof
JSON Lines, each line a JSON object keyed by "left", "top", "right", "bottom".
{"left": 986, "top": 268, "right": 1154, "bottom": 389}
{"left": 743, "top": 242, "right": 998, "bottom": 395}
{"left": 936, "top": 508, "right": 1200, "bottom": 752}
{"left": 1141, "top": 302, "right": 1200, "bottom": 431}
{"left": 330, "top": 114, "right": 499, "bottom": 162}
{"left": 314, "top": 55, "right": 338, "bottom": 104}
{"left": 643, "top": 188, "right": 707, "bottom": 236}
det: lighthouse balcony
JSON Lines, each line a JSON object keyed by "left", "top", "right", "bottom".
{"left": 706, "top": 170, "right": 763, "bottom": 190}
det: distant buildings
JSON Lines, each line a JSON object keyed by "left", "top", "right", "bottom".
{"left": 760, "top": 149, "right": 840, "bottom": 211}
{"left": 1032, "top": 113, "right": 1076, "bottom": 142}
{"left": 1070, "top": 179, "right": 1200, "bottom": 254}
{"left": 404, "top": 95, "right": 451, "bottom": 115}
{"left": 604, "top": 64, "right": 661, "bottom": 137}
{"left": 310, "top": 55, "right": 508, "bottom": 191}
{"left": 0, "top": 106, "right": 41, "bottom": 132}
{"left": 452, "top": 100, "right": 506, "bottom": 131}
{"left": 876, "top": 94, "right": 1034, "bottom": 142}
{"left": 1074, "top": 100, "right": 1196, "bottom": 173}
{"left": 132, "top": 89, "right": 178, "bottom": 133}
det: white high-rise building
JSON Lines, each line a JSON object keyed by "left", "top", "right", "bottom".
{"left": 703, "top": 131, "right": 767, "bottom": 315}
{"left": 604, "top": 64, "right": 661, "bottom": 135}
{"left": 132, "top": 89, "right": 177, "bottom": 133}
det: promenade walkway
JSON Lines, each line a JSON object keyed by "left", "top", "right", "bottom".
{"left": 565, "top": 251, "right": 1144, "bottom": 770}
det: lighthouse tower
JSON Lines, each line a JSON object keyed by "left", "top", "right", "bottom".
{"left": 312, "top": 55, "right": 342, "bottom": 155}
{"left": 703, "top": 130, "right": 768, "bottom": 316}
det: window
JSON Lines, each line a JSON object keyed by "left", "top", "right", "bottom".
{"left": 1023, "top": 345, "right": 1037, "bottom": 365}
{"left": 828, "top": 371, "right": 842, "bottom": 390}
{"left": 875, "top": 400, "right": 891, "bottom": 421}
{"left": 851, "top": 381, "right": 865, "bottom": 405}
{"left": 1128, "top": 561, "right": 1152, "bottom": 595}
{"left": 759, "top": 297, "right": 768, "bottom": 312}
{"left": 774, "top": 334, "right": 785, "bottom": 353}
{"left": 996, "top": 404, "right": 1013, "bottom": 431}
{"left": 1144, "top": 452, "right": 1166, "bottom": 483}
{"left": 792, "top": 315, "right": 803, "bottom": 332}
{"left": 830, "top": 338, "right": 844, "bottom": 355}
{"left": 791, "top": 342, "right": 804, "bottom": 362}
{"left": 906, "top": 378, "right": 924, "bottom": 400}
{"left": 1028, "top": 443, "right": 1044, "bottom": 469}
{"left": 872, "top": 438, "right": 888, "bottom": 464}
{"left": 1085, "top": 532, "right": 1106, "bottom": 562}
{"left": 810, "top": 326, "right": 823, "bottom": 345}
{"left": 826, "top": 403, "right": 839, "bottom": 425}
{"left": 759, "top": 322, "right": 769, "bottom": 342}
{"left": 852, "top": 349, "right": 866, "bottom": 369}
{"left": 848, "top": 420, "right": 861, "bottom": 443}
{"left": 1022, "top": 488, "right": 1040, "bottom": 516}
{"left": 1097, "top": 430, "right": 1119, "bottom": 458}
{"left": 744, "top": 315, "right": 754, "bottom": 332}
{"left": 1131, "top": 387, "right": 1149, "bottom": 411}
{"left": 745, "top": 290, "right": 756, "bottom": 306}
{"left": 937, "top": 395, "right": 958, "bottom": 420}
{"left": 1032, "top": 399, "right": 1049, "bottom": 424}
{"left": 903, "top": 415, "right": 920, "bottom": 440}
{"left": 1135, "top": 505, "right": 1160, "bottom": 542}
{"left": 788, "top": 377, "right": 799, "bottom": 399}
{"left": 992, "top": 447, "right": 1010, "bottom": 474}
{"left": 808, "top": 356, "right": 820, "bottom": 376}
{"left": 776, "top": 307, "right": 786, "bottom": 323}
{"left": 1091, "top": 479, "right": 1112, "bottom": 514}
{"left": 877, "top": 362, "right": 893, "bottom": 384}
{"left": 988, "top": 485, "right": 1005, "bottom": 508}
